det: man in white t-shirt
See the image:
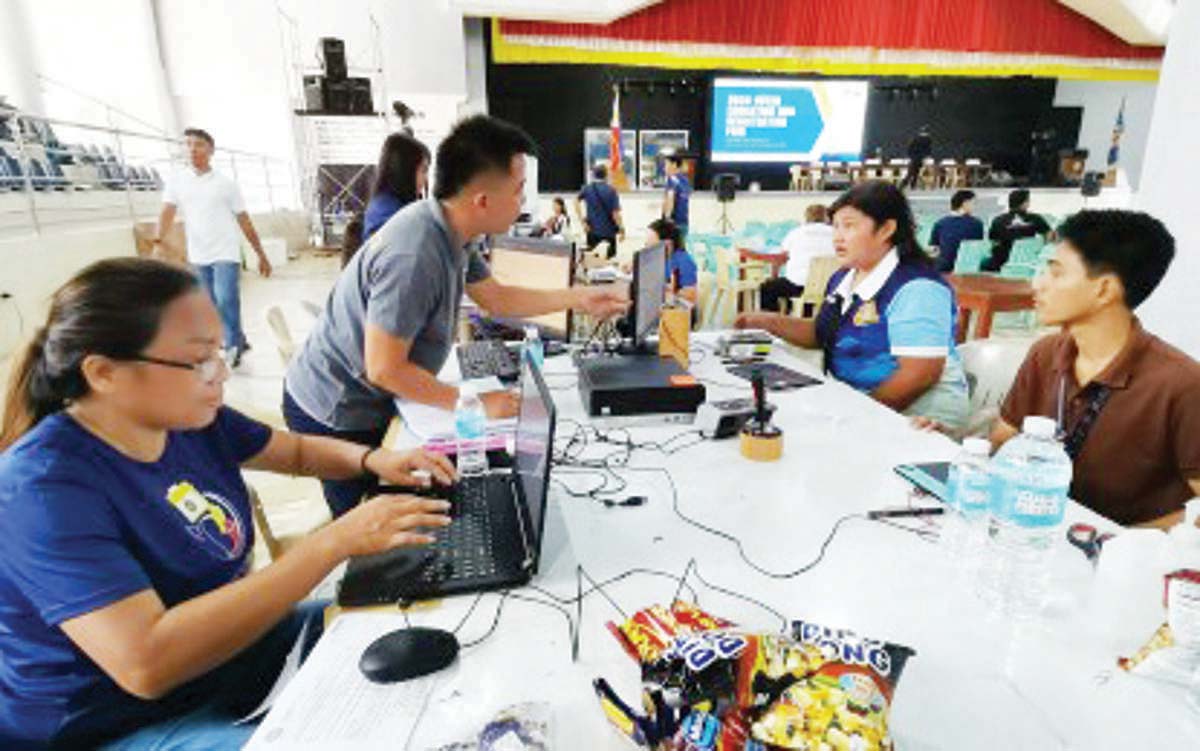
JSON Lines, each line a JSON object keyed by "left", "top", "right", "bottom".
{"left": 759, "top": 203, "right": 834, "bottom": 314}
{"left": 155, "top": 128, "right": 272, "bottom": 367}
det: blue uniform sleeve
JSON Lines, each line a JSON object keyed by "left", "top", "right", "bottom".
{"left": 671, "top": 250, "right": 699, "bottom": 290}
{"left": 212, "top": 406, "right": 272, "bottom": 463}
{"left": 930, "top": 218, "right": 945, "bottom": 248}
{"left": 3, "top": 478, "right": 151, "bottom": 625}
{"left": 886, "top": 280, "right": 954, "bottom": 358}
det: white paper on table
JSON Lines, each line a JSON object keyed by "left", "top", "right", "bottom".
{"left": 395, "top": 376, "right": 517, "bottom": 441}
{"left": 235, "top": 617, "right": 312, "bottom": 725}
{"left": 243, "top": 613, "right": 439, "bottom": 751}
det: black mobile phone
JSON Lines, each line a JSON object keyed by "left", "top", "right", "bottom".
{"left": 893, "top": 461, "right": 953, "bottom": 503}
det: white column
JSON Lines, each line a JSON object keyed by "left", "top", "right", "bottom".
{"left": 140, "top": 0, "right": 181, "bottom": 136}
{"left": 0, "top": 0, "right": 46, "bottom": 114}
{"left": 1136, "top": 0, "right": 1200, "bottom": 357}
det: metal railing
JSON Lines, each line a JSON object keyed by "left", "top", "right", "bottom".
{"left": 0, "top": 106, "right": 298, "bottom": 238}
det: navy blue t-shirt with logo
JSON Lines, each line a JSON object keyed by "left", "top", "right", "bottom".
{"left": 666, "top": 173, "right": 691, "bottom": 229}
{"left": 0, "top": 407, "right": 271, "bottom": 748}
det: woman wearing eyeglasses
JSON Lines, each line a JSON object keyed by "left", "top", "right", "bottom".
{"left": 0, "top": 258, "right": 456, "bottom": 750}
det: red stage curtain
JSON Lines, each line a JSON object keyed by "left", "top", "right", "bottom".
{"left": 500, "top": 0, "right": 1162, "bottom": 60}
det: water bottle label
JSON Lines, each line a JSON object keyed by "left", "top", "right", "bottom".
{"left": 1008, "top": 487, "right": 1066, "bottom": 528}
{"left": 455, "top": 412, "right": 486, "bottom": 439}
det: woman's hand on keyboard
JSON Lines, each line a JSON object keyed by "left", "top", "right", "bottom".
{"left": 368, "top": 448, "right": 458, "bottom": 488}
{"left": 330, "top": 495, "right": 452, "bottom": 557}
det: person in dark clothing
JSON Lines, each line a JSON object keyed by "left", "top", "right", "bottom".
{"left": 985, "top": 189, "right": 1052, "bottom": 271}
{"left": 930, "top": 190, "right": 985, "bottom": 272}
{"left": 361, "top": 132, "right": 432, "bottom": 240}
{"left": 903, "top": 126, "right": 933, "bottom": 190}
{"left": 575, "top": 164, "right": 625, "bottom": 258}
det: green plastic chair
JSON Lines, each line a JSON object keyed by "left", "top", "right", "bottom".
{"left": 918, "top": 220, "right": 936, "bottom": 249}
{"left": 1009, "top": 236, "right": 1045, "bottom": 266}
{"left": 999, "top": 263, "right": 1038, "bottom": 279}
{"left": 954, "top": 239, "right": 993, "bottom": 275}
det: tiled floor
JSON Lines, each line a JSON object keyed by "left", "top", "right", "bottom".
{"left": 226, "top": 250, "right": 342, "bottom": 566}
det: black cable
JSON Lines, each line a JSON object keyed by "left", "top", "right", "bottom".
{"left": 526, "top": 567, "right": 701, "bottom": 608}
{"left": 450, "top": 590, "right": 488, "bottom": 636}
{"left": 457, "top": 590, "right": 577, "bottom": 655}
{"left": 685, "top": 558, "right": 790, "bottom": 632}
{"left": 618, "top": 462, "right": 867, "bottom": 579}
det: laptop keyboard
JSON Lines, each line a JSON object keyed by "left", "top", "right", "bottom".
{"left": 457, "top": 340, "right": 520, "bottom": 381}
{"left": 420, "top": 477, "right": 501, "bottom": 583}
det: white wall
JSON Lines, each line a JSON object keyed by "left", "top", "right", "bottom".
{"left": 22, "top": 0, "right": 175, "bottom": 134}
{"left": 1135, "top": 0, "right": 1200, "bottom": 357}
{"left": 1054, "top": 79, "right": 1157, "bottom": 188}
{"left": 156, "top": 0, "right": 294, "bottom": 160}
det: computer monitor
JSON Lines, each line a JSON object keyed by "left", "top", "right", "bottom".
{"left": 487, "top": 236, "right": 576, "bottom": 339}
{"left": 514, "top": 352, "right": 556, "bottom": 572}
{"left": 630, "top": 241, "right": 667, "bottom": 349}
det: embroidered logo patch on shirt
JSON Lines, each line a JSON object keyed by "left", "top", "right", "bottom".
{"left": 166, "top": 482, "right": 246, "bottom": 560}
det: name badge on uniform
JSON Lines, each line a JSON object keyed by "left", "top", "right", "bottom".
{"left": 853, "top": 300, "right": 880, "bottom": 326}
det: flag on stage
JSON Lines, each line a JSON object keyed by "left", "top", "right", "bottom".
{"left": 609, "top": 84, "right": 629, "bottom": 191}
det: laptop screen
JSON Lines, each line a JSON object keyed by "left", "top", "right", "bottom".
{"left": 514, "top": 352, "right": 556, "bottom": 567}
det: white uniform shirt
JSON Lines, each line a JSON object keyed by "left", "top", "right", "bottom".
{"left": 162, "top": 168, "right": 246, "bottom": 265}
{"left": 780, "top": 222, "right": 835, "bottom": 284}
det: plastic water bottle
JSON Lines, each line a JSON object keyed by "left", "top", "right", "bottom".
{"left": 984, "top": 416, "right": 1073, "bottom": 618}
{"left": 946, "top": 438, "right": 993, "bottom": 581}
{"left": 454, "top": 384, "right": 488, "bottom": 478}
{"left": 522, "top": 325, "right": 544, "bottom": 370}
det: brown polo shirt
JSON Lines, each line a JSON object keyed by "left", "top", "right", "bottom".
{"left": 1000, "top": 322, "right": 1200, "bottom": 526}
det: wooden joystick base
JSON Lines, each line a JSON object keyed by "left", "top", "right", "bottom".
{"left": 740, "top": 424, "right": 783, "bottom": 462}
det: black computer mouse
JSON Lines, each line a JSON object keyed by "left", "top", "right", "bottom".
{"left": 359, "top": 627, "right": 459, "bottom": 684}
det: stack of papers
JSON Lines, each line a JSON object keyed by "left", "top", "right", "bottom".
{"left": 244, "top": 613, "right": 439, "bottom": 750}
{"left": 394, "top": 376, "right": 517, "bottom": 442}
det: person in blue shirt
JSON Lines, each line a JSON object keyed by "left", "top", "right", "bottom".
{"left": 930, "top": 189, "right": 985, "bottom": 272}
{"left": 649, "top": 217, "right": 698, "bottom": 310}
{"left": 0, "top": 258, "right": 456, "bottom": 750}
{"left": 617, "top": 218, "right": 700, "bottom": 338}
{"left": 662, "top": 156, "right": 691, "bottom": 239}
{"left": 735, "top": 181, "right": 969, "bottom": 431}
{"left": 575, "top": 163, "right": 625, "bottom": 258}
{"left": 363, "top": 132, "right": 431, "bottom": 240}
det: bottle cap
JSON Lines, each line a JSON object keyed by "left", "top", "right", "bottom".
{"left": 1023, "top": 415, "right": 1057, "bottom": 439}
{"left": 963, "top": 437, "right": 991, "bottom": 457}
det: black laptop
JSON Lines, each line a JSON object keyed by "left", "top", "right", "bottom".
{"left": 337, "top": 353, "right": 557, "bottom": 605}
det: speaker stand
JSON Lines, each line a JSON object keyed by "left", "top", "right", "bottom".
{"left": 717, "top": 202, "right": 734, "bottom": 235}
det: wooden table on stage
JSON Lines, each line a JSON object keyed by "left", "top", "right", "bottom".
{"left": 947, "top": 274, "right": 1035, "bottom": 342}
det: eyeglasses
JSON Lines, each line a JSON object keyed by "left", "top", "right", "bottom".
{"left": 130, "top": 353, "right": 226, "bottom": 384}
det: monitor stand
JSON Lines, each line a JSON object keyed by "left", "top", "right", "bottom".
{"left": 613, "top": 337, "right": 656, "bottom": 357}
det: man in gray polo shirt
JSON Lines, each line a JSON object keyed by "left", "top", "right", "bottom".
{"left": 283, "top": 116, "right": 628, "bottom": 516}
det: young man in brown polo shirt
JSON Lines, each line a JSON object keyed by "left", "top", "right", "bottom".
{"left": 993, "top": 210, "right": 1200, "bottom": 528}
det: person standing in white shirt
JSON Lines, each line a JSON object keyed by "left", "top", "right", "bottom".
{"left": 760, "top": 203, "right": 834, "bottom": 314}
{"left": 155, "top": 128, "right": 271, "bottom": 367}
